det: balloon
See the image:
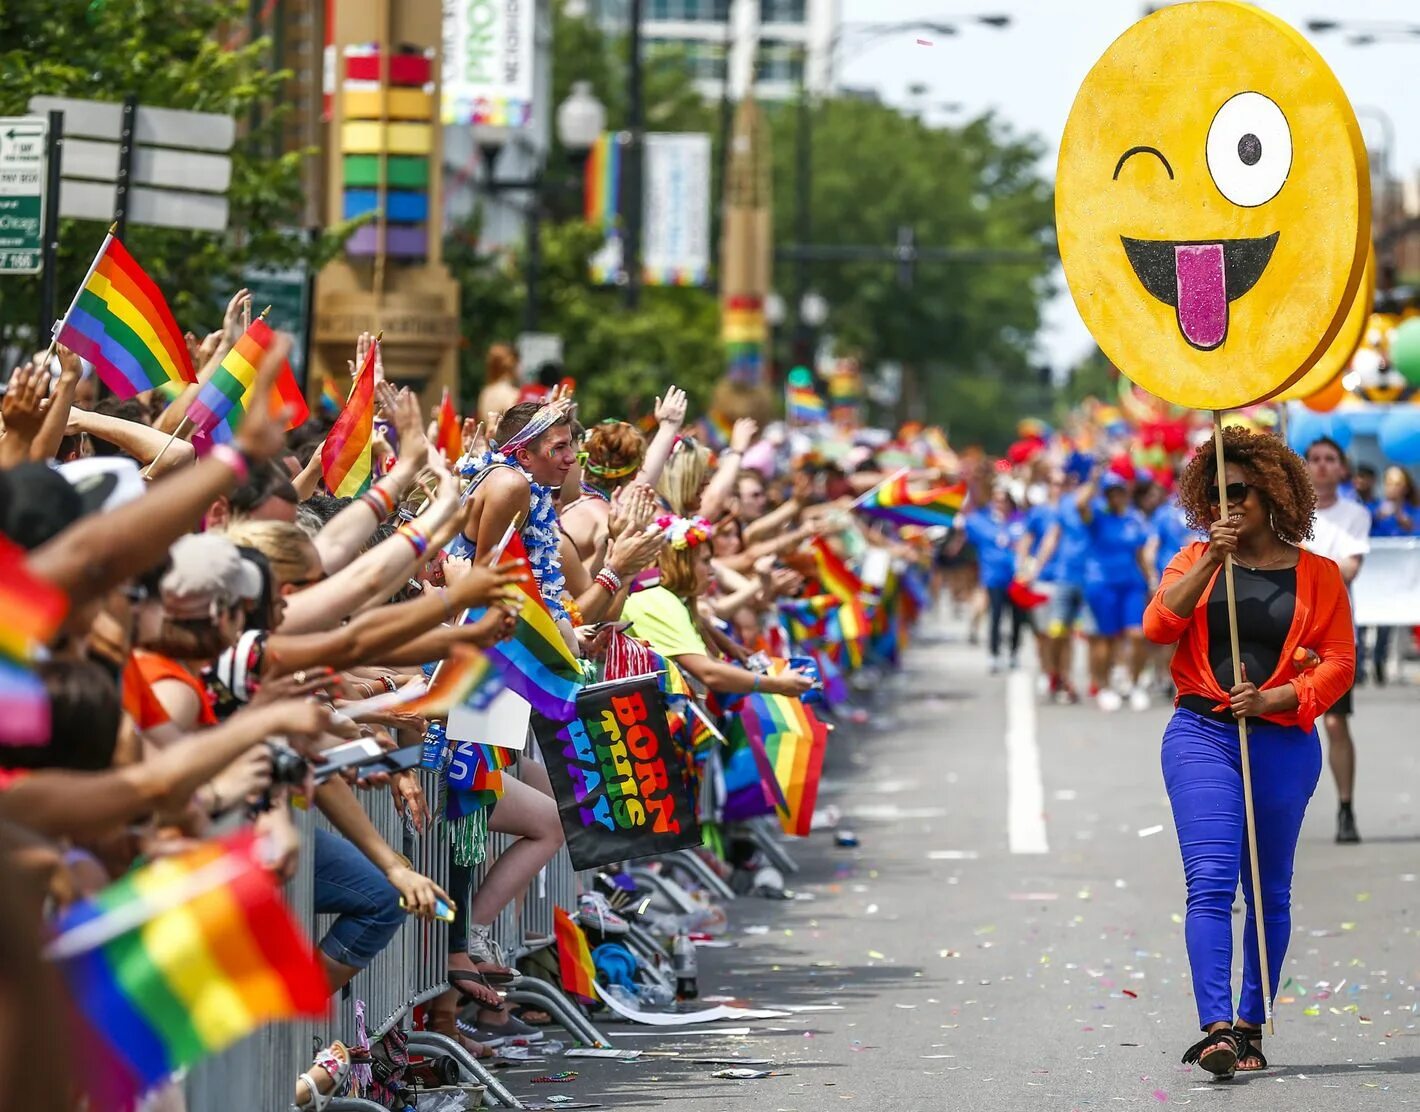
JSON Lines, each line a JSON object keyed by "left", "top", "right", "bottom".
{"left": 1302, "top": 375, "right": 1345, "bottom": 412}
{"left": 1377, "top": 409, "right": 1420, "bottom": 464}
{"left": 1286, "top": 409, "right": 1353, "bottom": 456}
{"left": 1390, "top": 318, "right": 1420, "bottom": 387}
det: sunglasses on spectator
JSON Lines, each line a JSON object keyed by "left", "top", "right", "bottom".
{"left": 1206, "top": 482, "right": 1250, "bottom": 506}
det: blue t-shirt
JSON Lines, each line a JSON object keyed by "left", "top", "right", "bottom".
{"left": 1370, "top": 501, "right": 1415, "bottom": 538}
{"left": 1023, "top": 503, "right": 1063, "bottom": 583}
{"left": 1082, "top": 498, "right": 1148, "bottom": 589}
{"left": 964, "top": 509, "right": 1025, "bottom": 589}
{"left": 1053, "top": 501, "right": 1090, "bottom": 587}
{"left": 1151, "top": 500, "right": 1203, "bottom": 563}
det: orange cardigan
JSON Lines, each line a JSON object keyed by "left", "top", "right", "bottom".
{"left": 1142, "top": 542, "right": 1355, "bottom": 732}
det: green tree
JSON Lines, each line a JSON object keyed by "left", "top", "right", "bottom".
{"left": 767, "top": 97, "right": 1056, "bottom": 449}
{"left": 0, "top": 0, "right": 345, "bottom": 347}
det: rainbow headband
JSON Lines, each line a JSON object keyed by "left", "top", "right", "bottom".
{"left": 496, "top": 403, "right": 567, "bottom": 455}
{"left": 656, "top": 514, "right": 712, "bottom": 550}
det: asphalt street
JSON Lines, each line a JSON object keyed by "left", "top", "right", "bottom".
{"left": 499, "top": 611, "right": 1420, "bottom": 1111}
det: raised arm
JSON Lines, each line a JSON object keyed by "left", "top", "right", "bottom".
{"left": 699, "top": 418, "right": 756, "bottom": 521}
{"left": 30, "top": 349, "right": 83, "bottom": 462}
{"left": 66, "top": 407, "right": 196, "bottom": 472}
{"left": 636, "top": 386, "right": 687, "bottom": 489}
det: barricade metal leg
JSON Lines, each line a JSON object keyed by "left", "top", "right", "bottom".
{"left": 621, "top": 931, "right": 675, "bottom": 994}
{"left": 505, "top": 974, "right": 612, "bottom": 1048}
{"left": 666, "top": 848, "right": 737, "bottom": 901}
{"left": 406, "top": 1031, "right": 524, "bottom": 1109}
{"left": 327, "top": 1098, "right": 392, "bottom": 1112}
{"left": 627, "top": 866, "right": 698, "bottom": 914}
{"left": 626, "top": 921, "right": 672, "bottom": 961}
{"left": 748, "top": 818, "right": 800, "bottom": 874}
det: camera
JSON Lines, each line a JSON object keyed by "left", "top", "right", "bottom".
{"left": 266, "top": 742, "right": 310, "bottom": 788}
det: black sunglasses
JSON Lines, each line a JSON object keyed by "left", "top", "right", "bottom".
{"left": 1206, "top": 481, "right": 1250, "bottom": 506}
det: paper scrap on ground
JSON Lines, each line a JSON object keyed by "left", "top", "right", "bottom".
{"left": 713, "top": 1068, "right": 777, "bottom": 1079}
{"left": 610, "top": 1027, "right": 753, "bottom": 1037}
{"left": 564, "top": 1048, "right": 642, "bottom": 1060}
{"left": 1137, "top": 825, "right": 1165, "bottom": 838}
{"left": 928, "top": 850, "right": 978, "bottom": 860}
{"left": 595, "top": 985, "right": 789, "bottom": 1026}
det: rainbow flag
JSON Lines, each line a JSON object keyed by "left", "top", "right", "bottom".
{"left": 856, "top": 474, "right": 966, "bottom": 529}
{"left": 321, "top": 335, "right": 376, "bottom": 496}
{"left": 779, "top": 594, "right": 840, "bottom": 630}
{"left": 404, "top": 645, "right": 504, "bottom": 718}
{"left": 56, "top": 232, "right": 196, "bottom": 399}
{"left": 187, "top": 316, "right": 309, "bottom": 441}
{"left": 465, "top": 533, "right": 583, "bottom": 721}
{"left": 436, "top": 388, "right": 462, "bottom": 463}
{"left": 553, "top": 907, "right": 598, "bottom": 1003}
{"left": 49, "top": 832, "right": 329, "bottom": 1102}
{"left": 319, "top": 372, "right": 345, "bottom": 416}
{"left": 787, "top": 383, "right": 827, "bottom": 424}
{"left": 735, "top": 685, "right": 829, "bottom": 837}
{"left": 808, "top": 537, "right": 863, "bottom": 605}
{"left": 0, "top": 536, "right": 70, "bottom": 745}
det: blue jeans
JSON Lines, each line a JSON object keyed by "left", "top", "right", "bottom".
{"left": 313, "top": 827, "right": 404, "bottom": 970}
{"left": 1161, "top": 709, "right": 1321, "bottom": 1028}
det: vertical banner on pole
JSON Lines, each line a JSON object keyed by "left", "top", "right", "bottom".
{"left": 642, "top": 133, "right": 711, "bottom": 287}
{"left": 441, "top": 0, "right": 536, "bottom": 128}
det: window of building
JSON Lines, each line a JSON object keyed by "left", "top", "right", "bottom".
{"left": 648, "top": 0, "right": 731, "bottom": 20}
{"left": 647, "top": 37, "right": 727, "bottom": 80}
{"left": 757, "top": 38, "right": 804, "bottom": 83}
{"left": 760, "top": 0, "right": 806, "bottom": 23}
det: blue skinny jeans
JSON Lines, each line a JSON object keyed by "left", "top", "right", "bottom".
{"left": 1161, "top": 708, "right": 1321, "bottom": 1029}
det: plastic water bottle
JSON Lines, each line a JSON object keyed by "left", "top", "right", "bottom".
{"left": 673, "top": 930, "right": 698, "bottom": 1001}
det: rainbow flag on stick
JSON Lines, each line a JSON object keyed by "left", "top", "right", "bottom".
{"left": 48, "top": 832, "right": 329, "bottom": 1103}
{"left": 404, "top": 645, "right": 504, "bottom": 718}
{"left": 55, "top": 229, "right": 196, "bottom": 399}
{"left": 0, "top": 537, "right": 70, "bottom": 745}
{"left": 436, "top": 388, "right": 462, "bottom": 463}
{"left": 187, "top": 313, "right": 309, "bottom": 441}
{"left": 855, "top": 473, "right": 966, "bottom": 529}
{"left": 321, "top": 333, "right": 377, "bottom": 496}
{"left": 553, "top": 907, "right": 598, "bottom": 1003}
{"left": 786, "top": 382, "right": 827, "bottom": 425}
{"left": 734, "top": 684, "right": 829, "bottom": 837}
{"left": 464, "top": 533, "right": 583, "bottom": 721}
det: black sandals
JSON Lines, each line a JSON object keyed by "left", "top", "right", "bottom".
{"left": 1232, "top": 1024, "right": 1268, "bottom": 1071}
{"left": 1182, "top": 1027, "right": 1246, "bottom": 1080}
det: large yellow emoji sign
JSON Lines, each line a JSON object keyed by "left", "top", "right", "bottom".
{"left": 1057, "top": 1, "right": 1370, "bottom": 411}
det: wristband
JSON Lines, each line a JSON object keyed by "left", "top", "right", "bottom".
{"left": 210, "top": 443, "right": 251, "bottom": 484}
{"left": 398, "top": 523, "right": 429, "bottom": 558}
{"left": 752, "top": 673, "right": 761, "bottom": 693}
{"left": 362, "top": 486, "right": 396, "bottom": 519}
{"left": 595, "top": 566, "right": 623, "bottom": 593}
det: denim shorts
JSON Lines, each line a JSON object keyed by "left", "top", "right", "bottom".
{"left": 313, "top": 827, "right": 405, "bottom": 970}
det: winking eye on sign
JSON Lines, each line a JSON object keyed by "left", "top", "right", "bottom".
{"left": 1055, "top": 0, "right": 1370, "bottom": 411}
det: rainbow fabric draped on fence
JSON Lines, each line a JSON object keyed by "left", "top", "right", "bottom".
{"left": 56, "top": 233, "right": 196, "bottom": 398}
{"left": 464, "top": 533, "right": 583, "bottom": 721}
{"left": 187, "top": 317, "right": 309, "bottom": 440}
{"left": 49, "top": 832, "right": 329, "bottom": 1103}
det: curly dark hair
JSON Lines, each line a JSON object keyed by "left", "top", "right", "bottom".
{"left": 1177, "top": 426, "right": 1315, "bottom": 544}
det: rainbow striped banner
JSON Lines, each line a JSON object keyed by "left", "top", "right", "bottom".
{"left": 49, "top": 832, "right": 328, "bottom": 1102}
{"left": 321, "top": 335, "right": 376, "bottom": 496}
{"left": 187, "top": 316, "right": 309, "bottom": 441}
{"left": 56, "top": 231, "right": 196, "bottom": 399}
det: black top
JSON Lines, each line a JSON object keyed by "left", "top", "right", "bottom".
{"left": 1180, "top": 564, "right": 1297, "bottom": 723}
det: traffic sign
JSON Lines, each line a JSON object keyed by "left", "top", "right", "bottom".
{"left": 0, "top": 115, "right": 47, "bottom": 274}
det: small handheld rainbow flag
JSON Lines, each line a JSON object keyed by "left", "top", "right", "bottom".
{"left": 0, "top": 536, "right": 70, "bottom": 745}
{"left": 321, "top": 334, "right": 377, "bottom": 496}
{"left": 807, "top": 537, "right": 864, "bottom": 605}
{"left": 55, "top": 230, "right": 196, "bottom": 399}
{"left": 734, "top": 681, "right": 829, "bottom": 838}
{"left": 856, "top": 473, "right": 966, "bottom": 529}
{"left": 786, "top": 373, "right": 827, "bottom": 424}
{"left": 48, "top": 831, "right": 329, "bottom": 1103}
{"left": 464, "top": 533, "right": 583, "bottom": 721}
{"left": 436, "top": 388, "right": 462, "bottom": 463}
{"left": 403, "top": 644, "right": 504, "bottom": 718}
{"left": 187, "top": 313, "right": 309, "bottom": 441}
{"left": 553, "top": 907, "right": 599, "bottom": 1003}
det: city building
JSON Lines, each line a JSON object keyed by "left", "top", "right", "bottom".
{"left": 591, "top": 0, "right": 840, "bottom": 100}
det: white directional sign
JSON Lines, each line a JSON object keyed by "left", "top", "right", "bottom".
{"left": 0, "top": 116, "right": 47, "bottom": 274}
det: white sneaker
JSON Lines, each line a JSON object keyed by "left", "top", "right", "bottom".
{"left": 988, "top": 655, "right": 1003, "bottom": 675}
{"left": 1097, "top": 689, "right": 1124, "bottom": 713}
{"left": 1128, "top": 687, "right": 1152, "bottom": 712}
{"left": 577, "top": 892, "right": 631, "bottom": 935}
{"left": 1035, "top": 673, "right": 1051, "bottom": 697}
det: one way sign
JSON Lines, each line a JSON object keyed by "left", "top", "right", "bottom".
{"left": 0, "top": 115, "right": 47, "bottom": 274}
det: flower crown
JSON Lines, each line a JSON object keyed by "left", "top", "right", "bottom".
{"left": 656, "top": 514, "right": 712, "bottom": 550}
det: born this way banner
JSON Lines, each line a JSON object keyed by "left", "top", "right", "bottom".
{"left": 532, "top": 674, "right": 701, "bottom": 870}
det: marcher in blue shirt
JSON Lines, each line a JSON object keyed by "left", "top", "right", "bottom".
{"left": 1018, "top": 471, "right": 1082, "bottom": 701}
{"left": 962, "top": 487, "right": 1028, "bottom": 673}
{"left": 1077, "top": 468, "right": 1154, "bottom": 711}
{"left": 1362, "top": 466, "right": 1418, "bottom": 684}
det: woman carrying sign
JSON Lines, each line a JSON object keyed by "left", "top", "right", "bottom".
{"left": 1143, "top": 428, "right": 1354, "bottom": 1077}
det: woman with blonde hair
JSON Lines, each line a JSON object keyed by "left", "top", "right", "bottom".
{"left": 476, "top": 343, "right": 520, "bottom": 427}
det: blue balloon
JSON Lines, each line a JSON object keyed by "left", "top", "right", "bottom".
{"left": 1378, "top": 409, "right": 1420, "bottom": 464}
{"left": 1286, "top": 409, "right": 1352, "bottom": 455}
{"left": 1342, "top": 407, "right": 1384, "bottom": 438}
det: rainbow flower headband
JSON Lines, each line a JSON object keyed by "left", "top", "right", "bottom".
{"left": 656, "top": 514, "right": 712, "bottom": 550}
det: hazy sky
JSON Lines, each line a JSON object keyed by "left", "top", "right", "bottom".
{"left": 836, "top": 0, "right": 1420, "bottom": 373}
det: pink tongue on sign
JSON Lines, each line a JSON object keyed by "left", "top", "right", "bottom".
{"left": 1174, "top": 243, "right": 1227, "bottom": 350}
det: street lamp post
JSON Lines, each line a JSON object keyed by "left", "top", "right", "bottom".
{"left": 622, "top": 0, "right": 646, "bottom": 309}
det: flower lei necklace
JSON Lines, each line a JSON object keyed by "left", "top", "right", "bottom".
{"left": 459, "top": 449, "right": 568, "bottom": 620}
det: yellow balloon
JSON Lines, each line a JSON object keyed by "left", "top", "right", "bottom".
{"left": 1274, "top": 244, "right": 1374, "bottom": 401}
{"left": 1057, "top": 1, "right": 1370, "bottom": 410}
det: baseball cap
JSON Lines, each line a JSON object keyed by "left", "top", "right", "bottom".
{"left": 1100, "top": 471, "right": 1128, "bottom": 491}
{"left": 0, "top": 458, "right": 144, "bottom": 550}
{"left": 160, "top": 533, "right": 263, "bottom": 620}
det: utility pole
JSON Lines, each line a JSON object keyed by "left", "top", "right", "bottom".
{"left": 622, "top": 0, "right": 645, "bottom": 309}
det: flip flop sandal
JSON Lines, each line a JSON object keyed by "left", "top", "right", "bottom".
{"left": 1182, "top": 1028, "right": 1244, "bottom": 1081}
{"left": 1233, "top": 1025, "right": 1268, "bottom": 1071}
{"left": 296, "top": 1041, "right": 351, "bottom": 1110}
{"left": 512, "top": 1005, "right": 553, "bottom": 1026}
{"left": 449, "top": 969, "right": 505, "bottom": 1010}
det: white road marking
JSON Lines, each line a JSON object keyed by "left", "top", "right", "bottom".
{"left": 1006, "top": 670, "right": 1049, "bottom": 854}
